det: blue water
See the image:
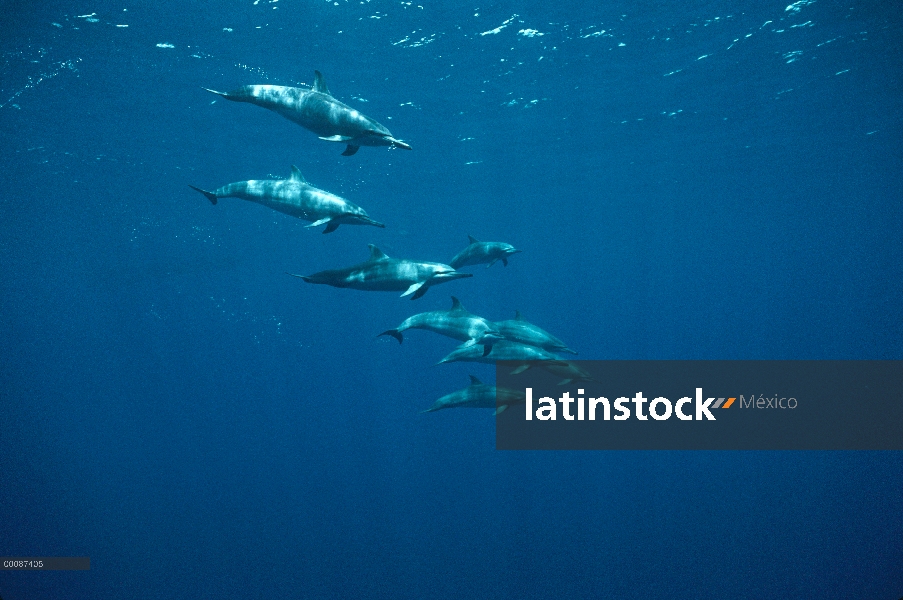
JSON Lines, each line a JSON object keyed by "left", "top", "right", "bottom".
{"left": 2, "top": 1, "right": 902, "bottom": 598}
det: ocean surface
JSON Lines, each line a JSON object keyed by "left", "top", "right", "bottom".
{"left": 1, "top": 0, "right": 901, "bottom": 597}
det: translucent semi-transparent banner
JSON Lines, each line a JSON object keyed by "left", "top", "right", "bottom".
{"left": 495, "top": 361, "right": 903, "bottom": 450}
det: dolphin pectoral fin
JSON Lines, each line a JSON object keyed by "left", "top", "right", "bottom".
{"left": 286, "top": 272, "right": 313, "bottom": 283}
{"left": 494, "top": 405, "right": 508, "bottom": 415}
{"left": 188, "top": 185, "right": 218, "bottom": 205}
{"left": 401, "top": 281, "right": 426, "bottom": 298}
{"left": 411, "top": 284, "right": 431, "bottom": 300}
{"left": 502, "top": 258, "right": 509, "bottom": 267}
{"left": 341, "top": 144, "right": 360, "bottom": 156}
{"left": 482, "top": 344, "right": 493, "bottom": 357}
{"left": 320, "top": 135, "right": 354, "bottom": 142}
{"left": 510, "top": 364, "right": 531, "bottom": 375}
{"left": 378, "top": 329, "right": 403, "bottom": 344}
{"left": 307, "top": 218, "right": 331, "bottom": 228}
{"left": 305, "top": 217, "right": 341, "bottom": 233}
{"left": 486, "top": 259, "right": 498, "bottom": 268}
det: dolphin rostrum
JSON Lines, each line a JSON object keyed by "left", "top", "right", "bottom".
{"left": 289, "top": 245, "right": 472, "bottom": 300}
{"left": 436, "top": 340, "right": 563, "bottom": 366}
{"left": 493, "top": 311, "right": 577, "bottom": 354}
{"left": 378, "top": 296, "right": 504, "bottom": 355}
{"left": 421, "top": 375, "right": 526, "bottom": 415}
{"left": 203, "top": 71, "right": 411, "bottom": 156}
{"left": 188, "top": 165, "right": 384, "bottom": 233}
{"left": 449, "top": 235, "right": 521, "bottom": 269}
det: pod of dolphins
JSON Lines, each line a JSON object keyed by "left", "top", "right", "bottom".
{"left": 191, "top": 70, "right": 590, "bottom": 415}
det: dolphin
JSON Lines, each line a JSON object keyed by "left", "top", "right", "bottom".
{"left": 289, "top": 245, "right": 472, "bottom": 300}
{"left": 509, "top": 360, "right": 595, "bottom": 385}
{"left": 421, "top": 375, "right": 526, "bottom": 415}
{"left": 188, "top": 165, "right": 384, "bottom": 233}
{"left": 202, "top": 71, "right": 411, "bottom": 156}
{"left": 493, "top": 311, "right": 577, "bottom": 354}
{"left": 436, "top": 339, "right": 563, "bottom": 366}
{"left": 538, "top": 361, "right": 595, "bottom": 385}
{"left": 378, "top": 296, "right": 504, "bottom": 356}
{"left": 449, "top": 235, "right": 521, "bottom": 269}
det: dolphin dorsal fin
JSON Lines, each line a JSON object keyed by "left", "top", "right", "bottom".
{"left": 367, "top": 244, "right": 389, "bottom": 262}
{"left": 312, "top": 70, "right": 331, "bottom": 95}
{"left": 468, "top": 235, "right": 480, "bottom": 244}
{"left": 469, "top": 375, "right": 483, "bottom": 386}
{"left": 449, "top": 296, "right": 466, "bottom": 314}
{"left": 289, "top": 165, "right": 307, "bottom": 183}
{"left": 515, "top": 310, "right": 524, "bottom": 321}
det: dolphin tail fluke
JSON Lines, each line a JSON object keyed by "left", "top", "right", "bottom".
{"left": 378, "top": 329, "right": 403, "bottom": 344}
{"left": 341, "top": 144, "right": 360, "bottom": 156}
{"left": 286, "top": 272, "right": 313, "bottom": 283}
{"left": 188, "top": 185, "right": 218, "bottom": 205}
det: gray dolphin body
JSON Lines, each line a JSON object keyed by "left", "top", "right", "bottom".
{"left": 422, "top": 375, "right": 525, "bottom": 415}
{"left": 493, "top": 311, "right": 577, "bottom": 354}
{"left": 537, "top": 361, "right": 595, "bottom": 385}
{"left": 436, "top": 340, "right": 561, "bottom": 365}
{"left": 449, "top": 235, "right": 521, "bottom": 269}
{"left": 203, "top": 71, "right": 411, "bottom": 156}
{"left": 189, "top": 166, "right": 383, "bottom": 233}
{"left": 379, "top": 296, "right": 503, "bottom": 354}
{"left": 289, "top": 245, "right": 472, "bottom": 300}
